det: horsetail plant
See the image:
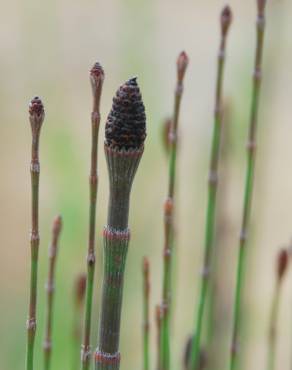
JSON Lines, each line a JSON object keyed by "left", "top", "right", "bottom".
{"left": 26, "top": 96, "right": 45, "bottom": 370}
{"left": 267, "top": 248, "right": 289, "bottom": 370}
{"left": 94, "top": 77, "right": 146, "bottom": 370}
{"left": 189, "top": 6, "right": 232, "bottom": 370}
{"left": 142, "top": 257, "right": 150, "bottom": 370}
{"left": 155, "top": 305, "right": 162, "bottom": 370}
{"left": 81, "top": 62, "right": 105, "bottom": 370}
{"left": 229, "top": 2, "right": 268, "bottom": 369}
{"left": 73, "top": 274, "right": 87, "bottom": 370}
{"left": 160, "top": 50, "right": 189, "bottom": 370}
{"left": 43, "top": 215, "right": 63, "bottom": 370}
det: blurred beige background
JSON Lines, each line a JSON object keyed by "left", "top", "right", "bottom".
{"left": 1, "top": 0, "right": 292, "bottom": 369}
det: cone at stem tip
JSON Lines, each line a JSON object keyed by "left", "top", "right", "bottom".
{"left": 29, "top": 96, "right": 45, "bottom": 131}
{"left": 277, "top": 249, "right": 289, "bottom": 281}
{"left": 105, "top": 77, "right": 146, "bottom": 150}
{"left": 221, "top": 5, "right": 232, "bottom": 36}
{"left": 177, "top": 51, "right": 189, "bottom": 83}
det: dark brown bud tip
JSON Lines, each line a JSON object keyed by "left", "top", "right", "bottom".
{"left": 257, "top": 0, "right": 267, "bottom": 17}
{"left": 277, "top": 248, "right": 289, "bottom": 281}
{"left": 75, "top": 273, "right": 87, "bottom": 306}
{"left": 221, "top": 5, "right": 232, "bottom": 36}
{"left": 52, "top": 215, "right": 62, "bottom": 236}
{"left": 105, "top": 77, "right": 146, "bottom": 150}
{"left": 29, "top": 96, "right": 44, "bottom": 117}
{"left": 177, "top": 51, "right": 189, "bottom": 83}
{"left": 90, "top": 62, "right": 105, "bottom": 87}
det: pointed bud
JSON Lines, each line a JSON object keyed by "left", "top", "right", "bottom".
{"left": 277, "top": 249, "right": 289, "bottom": 281}
{"left": 105, "top": 77, "right": 146, "bottom": 150}
{"left": 257, "top": 0, "right": 267, "bottom": 17}
{"left": 29, "top": 96, "right": 45, "bottom": 134}
{"left": 221, "top": 5, "right": 232, "bottom": 37}
{"left": 177, "top": 51, "right": 189, "bottom": 83}
{"left": 90, "top": 62, "right": 104, "bottom": 101}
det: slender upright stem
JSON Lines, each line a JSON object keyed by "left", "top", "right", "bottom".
{"left": 143, "top": 257, "right": 150, "bottom": 370}
{"left": 189, "top": 7, "right": 232, "bottom": 370}
{"left": 73, "top": 274, "right": 87, "bottom": 370}
{"left": 267, "top": 249, "right": 289, "bottom": 370}
{"left": 229, "top": 2, "right": 267, "bottom": 369}
{"left": 26, "top": 97, "right": 45, "bottom": 370}
{"left": 43, "top": 215, "right": 62, "bottom": 370}
{"left": 160, "top": 51, "right": 189, "bottom": 370}
{"left": 156, "top": 305, "right": 162, "bottom": 370}
{"left": 81, "top": 63, "right": 104, "bottom": 370}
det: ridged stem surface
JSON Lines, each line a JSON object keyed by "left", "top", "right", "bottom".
{"left": 229, "top": 4, "right": 267, "bottom": 370}
{"left": 95, "top": 146, "right": 143, "bottom": 370}
{"left": 26, "top": 97, "right": 44, "bottom": 370}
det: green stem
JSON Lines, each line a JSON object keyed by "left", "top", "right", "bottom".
{"left": 81, "top": 63, "right": 104, "bottom": 370}
{"left": 229, "top": 3, "right": 267, "bottom": 370}
{"left": 95, "top": 145, "right": 144, "bottom": 370}
{"left": 26, "top": 97, "right": 45, "bottom": 370}
{"left": 189, "top": 8, "right": 232, "bottom": 370}
{"left": 160, "top": 51, "right": 188, "bottom": 370}
{"left": 143, "top": 257, "right": 150, "bottom": 370}
{"left": 43, "top": 216, "right": 62, "bottom": 370}
{"left": 156, "top": 305, "right": 162, "bottom": 370}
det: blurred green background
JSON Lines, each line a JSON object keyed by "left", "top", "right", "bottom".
{"left": 1, "top": 0, "right": 292, "bottom": 369}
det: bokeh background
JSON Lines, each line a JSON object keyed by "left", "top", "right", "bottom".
{"left": 1, "top": 0, "right": 292, "bottom": 369}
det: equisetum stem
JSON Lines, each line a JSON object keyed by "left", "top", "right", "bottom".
{"left": 229, "top": 2, "right": 267, "bottom": 369}
{"left": 189, "top": 7, "right": 232, "bottom": 370}
{"left": 267, "top": 249, "right": 289, "bottom": 370}
{"left": 143, "top": 257, "right": 150, "bottom": 370}
{"left": 43, "top": 216, "right": 62, "bottom": 370}
{"left": 156, "top": 305, "right": 162, "bottom": 370}
{"left": 81, "top": 63, "right": 104, "bottom": 370}
{"left": 26, "top": 97, "right": 45, "bottom": 370}
{"left": 160, "top": 51, "right": 188, "bottom": 370}
{"left": 73, "top": 274, "right": 87, "bottom": 370}
{"left": 95, "top": 78, "right": 146, "bottom": 370}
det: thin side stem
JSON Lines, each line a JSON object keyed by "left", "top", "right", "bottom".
{"left": 81, "top": 63, "right": 104, "bottom": 370}
{"left": 156, "top": 305, "right": 162, "bottom": 370}
{"left": 43, "top": 216, "right": 62, "bottom": 370}
{"left": 229, "top": 3, "right": 267, "bottom": 370}
{"left": 160, "top": 51, "right": 188, "bottom": 370}
{"left": 267, "top": 249, "right": 288, "bottom": 370}
{"left": 267, "top": 282, "right": 280, "bottom": 370}
{"left": 189, "top": 7, "right": 232, "bottom": 370}
{"left": 73, "top": 274, "right": 87, "bottom": 370}
{"left": 143, "top": 257, "right": 150, "bottom": 370}
{"left": 26, "top": 97, "right": 45, "bottom": 370}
